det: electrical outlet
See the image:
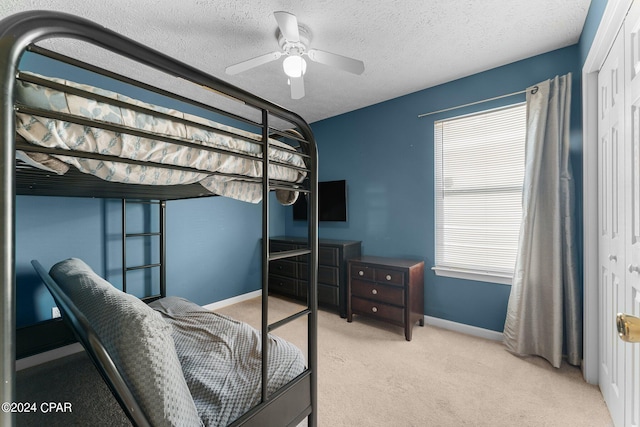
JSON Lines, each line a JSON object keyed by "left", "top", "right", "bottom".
{"left": 52, "top": 307, "right": 61, "bottom": 319}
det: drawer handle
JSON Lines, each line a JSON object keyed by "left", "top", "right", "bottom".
{"left": 371, "top": 306, "right": 378, "bottom": 313}
{"left": 359, "top": 270, "right": 364, "bottom": 276}
{"left": 386, "top": 274, "right": 392, "bottom": 281}
{"left": 372, "top": 289, "right": 378, "bottom": 295}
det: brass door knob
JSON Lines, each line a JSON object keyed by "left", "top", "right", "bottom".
{"left": 616, "top": 313, "right": 640, "bottom": 343}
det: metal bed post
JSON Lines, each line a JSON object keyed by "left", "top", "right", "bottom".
{"left": 0, "top": 23, "right": 21, "bottom": 427}
{"left": 160, "top": 200, "right": 166, "bottom": 298}
{"left": 261, "top": 109, "right": 270, "bottom": 404}
{"left": 121, "top": 199, "right": 128, "bottom": 293}
{"left": 307, "top": 141, "right": 319, "bottom": 427}
{"left": 257, "top": 114, "right": 319, "bottom": 426}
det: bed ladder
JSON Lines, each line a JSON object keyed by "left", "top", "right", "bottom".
{"left": 247, "top": 110, "right": 317, "bottom": 427}
{"left": 121, "top": 199, "right": 166, "bottom": 301}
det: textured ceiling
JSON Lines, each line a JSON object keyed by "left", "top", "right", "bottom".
{"left": 0, "top": 0, "right": 591, "bottom": 124}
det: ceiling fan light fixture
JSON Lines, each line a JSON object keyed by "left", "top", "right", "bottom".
{"left": 283, "top": 55, "right": 307, "bottom": 78}
{"left": 226, "top": 11, "right": 364, "bottom": 100}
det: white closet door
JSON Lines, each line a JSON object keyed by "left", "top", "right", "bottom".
{"left": 598, "top": 25, "right": 626, "bottom": 427}
{"left": 624, "top": 2, "right": 640, "bottom": 425}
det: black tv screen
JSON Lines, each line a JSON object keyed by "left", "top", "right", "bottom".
{"left": 293, "top": 180, "right": 347, "bottom": 222}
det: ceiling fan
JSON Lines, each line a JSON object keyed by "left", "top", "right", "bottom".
{"left": 225, "top": 11, "right": 365, "bottom": 100}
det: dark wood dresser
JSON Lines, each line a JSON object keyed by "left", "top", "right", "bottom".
{"left": 268, "top": 236, "right": 362, "bottom": 317}
{"left": 347, "top": 256, "right": 424, "bottom": 341}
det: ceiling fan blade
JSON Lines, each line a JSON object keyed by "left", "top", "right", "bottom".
{"left": 274, "top": 11, "right": 299, "bottom": 42}
{"left": 225, "top": 51, "right": 282, "bottom": 75}
{"left": 307, "top": 49, "right": 365, "bottom": 75}
{"left": 290, "top": 75, "right": 305, "bottom": 99}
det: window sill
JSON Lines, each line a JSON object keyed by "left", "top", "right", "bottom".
{"left": 432, "top": 266, "right": 512, "bottom": 285}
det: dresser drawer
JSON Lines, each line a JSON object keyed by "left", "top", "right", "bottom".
{"left": 319, "top": 246, "right": 340, "bottom": 266}
{"left": 270, "top": 241, "right": 298, "bottom": 253}
{"left": 299, "top": 282, "right": 339, "bottom": 306}
{"left": 351, "top": 279, "right": 404, "bottom": 306}
{"left": 351, "top": 296, "right": 404, "bottom": 324}
{"left": 271, "top": 241, "right": 308, "bottom": 261}
{"left": 350, "top": 264, "right": 374, "bottom": 280}
{"left": 268, "top": 275, "right": 297, "bottom": 296}
{"left": 319, "top": 265, "right": 339, "bottom": 285}
{"left": 300, "top": 264, "right": 339, "bottom": 285}
{"left": 374, "top": 268, "right": 404, "bottom": 285}
{"left": 270, "top": 259, "right": 297, "bottom": 278}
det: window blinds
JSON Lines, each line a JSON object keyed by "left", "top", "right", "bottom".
{"left": 434, "top": 103, "right": 526, "bottom": 279}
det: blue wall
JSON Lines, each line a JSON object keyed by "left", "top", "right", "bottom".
{"left": 286, "top": 46, "right": 582, "bottom": 332}
{"left": 17, "top": 196, "right": 106, "bottom": 326}
{"left": 580, "top": 0, "right": 609, "bottom": 65}
{"left": 285, "top": 0, "right": 614, "bottom": 332}
{"left": 17, "top": 2, "right": 611, "bottom": 331}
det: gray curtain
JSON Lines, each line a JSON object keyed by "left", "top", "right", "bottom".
{"left": 503, "top": 73, "right": 581, "bottom": 368}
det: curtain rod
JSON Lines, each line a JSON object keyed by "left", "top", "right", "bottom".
{"left": 417, "top": 88, "right": 529, "bottom": 118}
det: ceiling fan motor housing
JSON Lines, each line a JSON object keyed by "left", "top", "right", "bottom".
{"left": 278, "top": 25, "right": 311, "bottom": 56}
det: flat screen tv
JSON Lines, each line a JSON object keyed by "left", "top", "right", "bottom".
{"left": 293, "top": 180, "right": 347, "bottom": 222}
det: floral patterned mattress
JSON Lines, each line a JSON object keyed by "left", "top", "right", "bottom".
{"left": 15, "top": 73, "right": 306, "bottom": 204}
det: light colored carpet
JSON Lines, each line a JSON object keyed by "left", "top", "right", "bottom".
{"left": 16, "top": 295, "right": 613, "bottom": 426}
{"left": 217, "top": 296, "right": 613, "bottom": 427}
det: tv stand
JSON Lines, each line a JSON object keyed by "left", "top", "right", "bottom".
{"left": 268, "top": 236, "right": 362, "bottom": 317}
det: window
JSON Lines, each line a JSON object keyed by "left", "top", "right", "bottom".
{"left": 434, "top": 103, "right": 526, "bottom": 284}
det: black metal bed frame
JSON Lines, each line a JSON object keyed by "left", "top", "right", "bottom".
{"left": 0, "top": 10, "right": 318, "bottom": 427}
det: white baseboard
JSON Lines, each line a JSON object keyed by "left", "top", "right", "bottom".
{"left": 425, "top": 315, "right": 504, "bottom": 342}
{"left": 16, "top": 342, "right": 84, "bottom": 371}
{"left": 202, "top": 289, "right": 262, "bottom": 311}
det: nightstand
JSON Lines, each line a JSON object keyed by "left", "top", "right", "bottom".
{"left": 347, "top": 256, "right": 424, "bottom": 341}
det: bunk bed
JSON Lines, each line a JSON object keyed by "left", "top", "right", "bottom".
{"left": 0, "top": 10, "right": 318, "bottom": 427}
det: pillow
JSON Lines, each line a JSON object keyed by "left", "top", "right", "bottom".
{"left": 49, "top": 258, "right": 202, "bottom": 427}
